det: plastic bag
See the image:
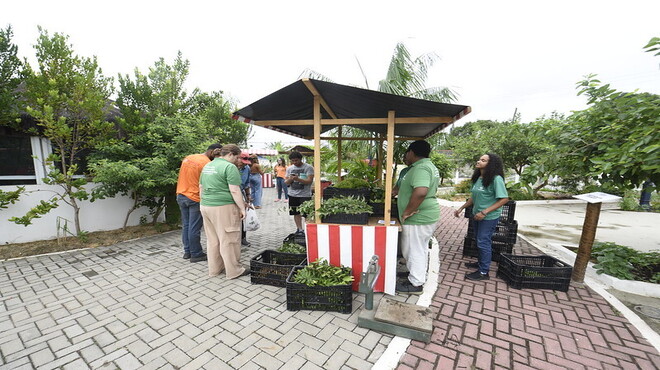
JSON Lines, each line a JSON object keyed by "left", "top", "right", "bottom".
{"left": 244, "top": 207, "right": 261, "bottom": 231}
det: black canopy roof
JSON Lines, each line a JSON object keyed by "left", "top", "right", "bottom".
{"left": 232, "top": 79, "right": 470, "bottom": 139}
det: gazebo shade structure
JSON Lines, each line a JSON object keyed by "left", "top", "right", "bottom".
{"left": 232, "top": 78, "right": 471, "bottom": 225}
{"left": 232, "top": 79, "right": 470, "bottom": 140}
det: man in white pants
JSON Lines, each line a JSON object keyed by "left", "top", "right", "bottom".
{"left": 396, "top": 140, "right": 440, "bottom": 294}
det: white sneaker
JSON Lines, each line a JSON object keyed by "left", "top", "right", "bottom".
{"left": 274, "top": 199, "right": 280, "bottom": 202}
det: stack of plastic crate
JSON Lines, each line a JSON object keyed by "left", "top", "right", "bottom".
{"left": 462, "top": 200, "right": 517, "bottom": 262}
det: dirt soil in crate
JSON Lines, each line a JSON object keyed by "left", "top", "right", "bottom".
{"left": 1, "top": 223, "right": 178, "bottom": 260}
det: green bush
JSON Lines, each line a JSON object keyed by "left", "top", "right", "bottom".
{"left": 591, "top": 242, "right": 660, "bottom": 283}
{"left": 620, "top": 190, "right": 641, "bottom": 211}
{"left": 508, "top": 188, "right": 536, "bottom": 201}
{"left": 454, "top": 179, "right": 472, "bottom": 193}
{"left": 334, "top": 178, "right": 371, "bottom": 189}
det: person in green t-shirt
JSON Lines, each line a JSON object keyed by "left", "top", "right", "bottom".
{"left": 454, "top": 153, "right": 509, "bottom": 281}
{"left": 395, "top": 140, "right": 441, "bottom": 295}
{"left": 200, "top": 144, "right": 251, "bottom": 280}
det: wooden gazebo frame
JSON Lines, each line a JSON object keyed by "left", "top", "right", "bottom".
{"left": 233, "top": 78, "right": 471, "bottom": 224}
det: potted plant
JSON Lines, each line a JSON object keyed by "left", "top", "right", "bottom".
{"left": 286, "top": 258, "right": 354, "bottom": 313}
{"left": 323, "top": 178, "right": 371, "bottom": 200}
{"left": 298, "top": 196, "right": 373, "bottom": 225}
{"left": 250, "top": 239, "right": 308, "bottom": 288}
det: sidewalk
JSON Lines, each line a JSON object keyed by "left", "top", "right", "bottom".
{"left": 401, "top": 207, "right": 659, "bottom": 369}
{"left": 0, "top": 188, "right": 658, "bottom": 369}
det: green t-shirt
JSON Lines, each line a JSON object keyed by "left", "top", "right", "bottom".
{"left": 200, "top": 158, "right": 242, "bottom": 206}
{"left": 397, "top": 158, "right": 440, "bottom": 225}
{"left": 470, "top": 176, "right": 509, "bottom": 220}
{"left": 395, "top": 166, "right": 410, "bottom": 188}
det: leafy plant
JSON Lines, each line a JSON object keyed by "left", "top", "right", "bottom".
{"left": 369, "top": 186, "right": 385, "bottom": 203}
{"left": 298, "top": 196, "right": 373, "bottom": 222}
{"left": 591, "top": 242, "right": 660, "bottom": 282}
{"left": 454, "top": 179, "right": 472, "bottom": 193}
{"left": 334, "top": 178, "right": 371, "bottom": 189}
{"left": 0, "top": 187, "right": 25, "bottom": 210}
{"left": 278, "top": 242, "right": 306, "bottom": 254}
{"left": 293, "top": 258, "right": 353, "bottom": 286}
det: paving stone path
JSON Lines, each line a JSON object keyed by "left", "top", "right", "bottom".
{"left": 399, "top": 206, "right": 660, "bottom": 370}
{"left": 1, "top": 188, "right": 658, "bottom": 369}
{"left": 0, "top": 188, "right": 413, "bottom": 369}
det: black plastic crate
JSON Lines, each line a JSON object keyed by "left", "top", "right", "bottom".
{"left": 369, "top": 202, "right": 399, "bottom": 218}
{"left": 467, "top": 220, "right": 518, "bottom": 245}
{"left": 251, "top": 250, "right": 307, "bottom": 287}
{"left": 283, "top": 233, "right": 306, "bottom": 248}
{"left": 465, "top": 200, "right": 516, "bottom": 222}
{"left": 322, "top": 187, "right": 371, "bottom": 201}
{"left": 286, "top": 266, "right": 353, "bottom": 314}
{"left": 462, "top": 236, "right": 513, "bottom": 262}
{"left": 322, "top": 213, "right": 370, "bottom": 225}
{"left": 497, "top": 254, "right": 572, "bottom": 292}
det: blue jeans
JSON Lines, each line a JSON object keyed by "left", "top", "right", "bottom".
{"left": 473, "top": 217, "right": 499, "bottom": 274}
{"left": 276, "top": 177, "right": 288, "bottom": 199}
{"left": 249, "top": 174, "right": 263, "bottom": 207}
{"left": 177, "top": 194, "right": 204, "bottom": 257}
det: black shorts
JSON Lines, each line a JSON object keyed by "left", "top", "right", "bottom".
{"left": 289, "top": 196, "right": 311, "bottom": 215}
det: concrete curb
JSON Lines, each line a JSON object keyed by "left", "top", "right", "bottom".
{"left": 372, "top": 237, "right": 440, "bottom": 370}
{"left": 518, "top": 233, "right": 660, "bottom": 353}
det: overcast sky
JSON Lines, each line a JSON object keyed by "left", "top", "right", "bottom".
{"left": 3, "top": 0, "right": 659, "bottom": 148}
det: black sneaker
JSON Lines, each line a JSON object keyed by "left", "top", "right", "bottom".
{"left": 183, "top": 252, "right": 191, "bottom": 259}
{"left": 464, "top": 262, "right": 479, "bottom": 269}
{"left": 465, "top": 270, "right": 490, "bottom": 281}
{"left": 294, "top": 230, "right": 305, "bottom": 236}
{"left": 241, "top": 239, "right": 251, "bottom": 247}
{"left": 190, "top": 253, "right": 208, "bottom": 263}
{"left": 395, "top": 280, "right": 423, "bottom": 295}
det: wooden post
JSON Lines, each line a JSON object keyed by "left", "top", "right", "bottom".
{"left": 337, "top": 126, "right": 342, "bottom": 180}
{"left": 376, "top": 138, "right": 384, "bottom": 185}
{"left": 571, "top": 202, "right": 602, "bottom": 282}
{"left": 383, "top": 111, "right": 395, "bottom": 225}
{"left": 313, "top": 96, "right": 322, "bottom": 222}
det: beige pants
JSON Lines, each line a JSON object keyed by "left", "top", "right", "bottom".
{"left": 200, "top": 204, "right": 246, "bottom": 279}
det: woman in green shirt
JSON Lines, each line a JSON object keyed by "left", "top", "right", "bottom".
{"left": 454, "top": 153, "right": 509, "bottom": 281}
{"left": 200, "top": 144, "right": 250, "bottom": 279}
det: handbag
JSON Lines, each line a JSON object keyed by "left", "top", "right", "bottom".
{"left": 244, "top": 207, "right": 261, "bottom": 231}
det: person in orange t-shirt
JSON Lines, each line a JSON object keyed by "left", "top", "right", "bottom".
{"left": 274, "top": 157, "right": 289, "bottom": 202}
{"left": 176, "top": 143, "right": 222, "bottom": 262}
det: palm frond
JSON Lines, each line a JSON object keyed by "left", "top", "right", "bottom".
{"left": 297, "top": 69, "right": 334, "bottom": 82}
{"left": 413, "top": 86, "right": 459, "bottom": 103}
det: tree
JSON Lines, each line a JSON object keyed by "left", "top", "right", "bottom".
{"left": 116, "top": 51, "right": 194, "bottom": 124}
{"left": 91, "top": 54, "right": 249, "bottom": 224}
{"left": 13, "top": 28, "right": 114, "bottom": 234}
{"left": 564, "top": 75, "right": 660, "bottom": 191}
{"left": 430, "top": 152, "right": 455, "bottom": 185}
{"left": 0, "top": 25, "right": 23, "bottom": 125}
{"left": 90, "top": 115, "right": 210, "bottom": 227}
{"left": 377, "top": 43, "right": 456, "bottom": 103}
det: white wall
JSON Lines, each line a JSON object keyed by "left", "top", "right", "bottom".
{"left": 0, "top": 184, "right": 165, "bottom": 244}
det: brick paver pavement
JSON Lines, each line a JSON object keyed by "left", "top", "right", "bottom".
{"left": 0, "top": 188, "right": 418, "bottom": 369}
{"left": 399, "top": 206, "right": 660, "bottom": 370}
{"left": 2, "top": 189, "right": 658, "bottom": 369}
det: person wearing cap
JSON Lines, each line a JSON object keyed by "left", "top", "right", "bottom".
{"left": 248, "top": 155, "right": 264, "bottom": 208}
{"left": 176, "top": 143, "right": 222, "bottom": 262}
{"left": 238, "top": 153, "right": 252, "bottom": 247}
{"left": 396, "top": 140, "right": 440, "bottom": 294}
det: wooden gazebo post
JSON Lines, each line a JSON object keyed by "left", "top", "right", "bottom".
{"left": 313, "top": 96, "right": 322, "bottom": 221}
{"left": 383, "top": 111, "right": 396, "bottom": 225}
